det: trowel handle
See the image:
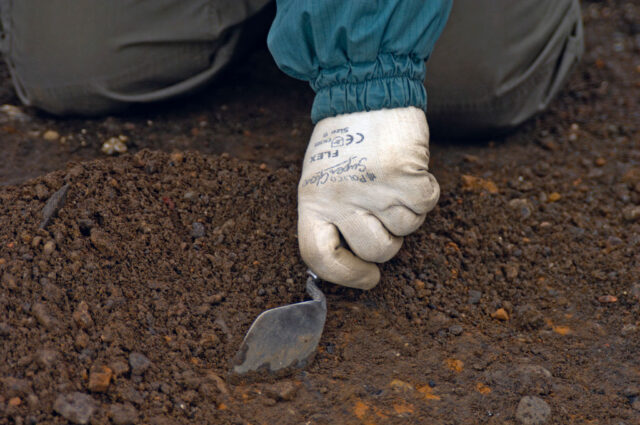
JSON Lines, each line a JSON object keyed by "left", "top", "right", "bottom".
{"left": 305, "top": 270, "right": 326, "bottom": 307}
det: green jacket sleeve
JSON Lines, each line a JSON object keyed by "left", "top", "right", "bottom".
{"left": 267, "top": 0, "right": 452, "bottom": 123}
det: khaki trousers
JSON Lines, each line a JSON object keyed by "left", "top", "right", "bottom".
{"left": 0, "top": 0, "right": 583, "bottom": 138}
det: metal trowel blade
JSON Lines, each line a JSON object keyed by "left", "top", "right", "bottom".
{"left": 232, "top": 273, "right": 326, "bottom": 375}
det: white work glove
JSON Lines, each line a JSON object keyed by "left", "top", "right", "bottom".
{"left": 298, "top": 106, "right": 440, "bottom": 289}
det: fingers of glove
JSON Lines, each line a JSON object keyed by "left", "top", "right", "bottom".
{"left": 376, "top": 205, "right": 426, "bottom": 237}
{"left": 392, "top": 171, "right": 441, "bottom": 215}
{"left": 336, "top": 213, "right": 403, "bottom": 263}
{"left": 298, "top": 216, "right": 380, "bottom": 290}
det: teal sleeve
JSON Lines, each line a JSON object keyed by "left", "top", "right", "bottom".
{"left": 267, "top": 0, "right": 453, "bottom": 123}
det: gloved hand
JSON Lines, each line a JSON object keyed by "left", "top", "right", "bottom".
{"left": 298, "top": 106, "right": 440, "bottom": 289}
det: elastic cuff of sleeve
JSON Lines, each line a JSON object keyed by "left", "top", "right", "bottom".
{"left": 310, "top": 53, "right": 427, "bottom": 123}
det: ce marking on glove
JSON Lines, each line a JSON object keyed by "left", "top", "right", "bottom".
{"left": 330, "top": 132, "right": 364, "bottom": 148}
{"left": 313, "top": 132, "right": 365, "bottom": 149}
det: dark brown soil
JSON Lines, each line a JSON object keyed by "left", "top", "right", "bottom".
{"left": 2, "top": 1, "right": 640, "bottom": 424}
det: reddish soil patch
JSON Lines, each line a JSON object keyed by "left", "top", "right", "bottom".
{"left": 1, "top": 1, "right": 640, "bottom": 424}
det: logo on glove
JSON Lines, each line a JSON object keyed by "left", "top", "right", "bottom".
{"left": 302, "top": 156, "right": 375, "bottom": 187}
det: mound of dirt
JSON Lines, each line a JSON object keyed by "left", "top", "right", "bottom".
{"left": 2, "top": 144, "right": 640, "bottom": 423}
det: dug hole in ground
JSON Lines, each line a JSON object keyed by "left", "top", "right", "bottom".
{"left": 1, "top": 1, "right": 640, "bottom": 424}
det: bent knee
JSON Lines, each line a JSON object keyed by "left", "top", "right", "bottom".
{"left": 1, "top": 0, "right": 270, "bottom": 116}
{"left": 425, "top": 0, "right": 583, "bottom": 139}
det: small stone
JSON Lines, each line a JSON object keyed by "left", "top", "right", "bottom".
{"left": 32, "top": 303, "right": 56, "bottom": 328}
{"left": 101, "top": 137, "right": 128, "bottom": 155}
{"left": 597, "top": 295, "right": 618, "bottom": 303}
{"left": 42, "top": 280, "right": 64, "bottom": 303}
{"left": 72, "top": 301, "right": 94, "bottom": 329}
{"left": 389, "top": 379, "right": 414, "bottom": 392}
{"left": 445, "top": 358, "right": 464, "bottom": 373}
{"left": 514, "top": 365, "right": 554, "bottom": 395}
{"left": 516, "top": 396, "right": 551, "bottom": 425}
{"left": 40, "top": 184, "right": 69, "bottom": 229}
{"left": 129, "top": 352, "right": 151, "bottom": 375}
{"left": 100, "top": 327, "right": 115, "bottom": 343}
{"left": 109, "top": 403, "right": 138, "bottom": 425}
{"left": 622, "top": 206, "right": 640, "bottom": 222}
{"left": 43, "top": 130, "right": 60, "bottom": 141}
{"left": 121, "top": 387, "right": 144, "bottom": 405}
{"left": 8, "top": 397, "right": 21, "bottom": 406}
{"left": 468, "top": 290, "right": 482, "bottom": 305}
{"left": 0, "top": 104, "right": 31, "bottom": 122}
{"left": 89, "top": 229, "right": 110, "bottom": 253}
{"left": 199, "top": 332, "right": 220, "bottom": 348}
{"left": 110, "top": 361, "right": 130, "bottom": 377}
{"left": 31, "top": 236, "right": 42, "bottom": 248}
{"left": 43, "top": 240, "right": 56, "bottom": 256}
{"left": 514, "top": 305, "right": 545, "bottom": 330}
{"left": 183, "top": 191, "right": 197, "bottom": 201}
{"left": 413, "top": 279, "right": 425, "bottom": 290}
{"left": 53, "top": 393, "right": 97, "bottom": 424}
{"left": 594, "top": 157, "right": 606, "bottom": 166}
{"left": 206, "top": 293, "right": 224, "bottom": 304}
{"left": 508, "top": 198, "right": 533, "bottom": 219}
{"left": 448, "top": 325, "right": 463, "bottom": 336}
{"left": 26, "top": 394, "right": 39, "bottom": 409}
{"left": 35, "top": 349, "right": 59, "bottom": 368}
{"left": 461, "top": 175, "right": 498, "bottom": 194}
{"left": 20, "top": 232, "right": 32, "bottom": 244}
{"left": 632, "top": 398, "right": 640, "bottom": 411}
{"left": 2, "top": 272, "right": 17, "bottom": 290}
{"left": 75, "top": 332, "right": 90, "bottom": 349}
{"left": 263, "top": 381, "right": 298, "bottom": 401}
{"left": 491, "top": 308, "right": 510, "bottom": 321}
{"left": 547, "top": 192, "right": 561, "bottom": 203}
{"left": 34, "top": 184, "right": 49, "bottom": 199}
{"left": 169, "top": 152, "right": 184, "bottom": 164}
{"left": 518, "top": 365, "right": 552, "bottom": 379}
{"left": 88, "top": 365, "right": 113, "bottom": 392}
{"left": 504, "top": 264, "right": 519, "bottom": 281}
{"left": 192, "top": 222, "right": 205, "bottom": 239}
{"left": 0, "top": 322, "right": 12, "bottom": 336}
{"left": 403, "top": 285, "right": 416, "bottom": 298}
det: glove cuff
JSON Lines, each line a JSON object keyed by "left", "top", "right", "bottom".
{"left": 310, "top": 53, "right": 427, "bottom": 123}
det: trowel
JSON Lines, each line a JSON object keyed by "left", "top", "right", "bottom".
{"left": 231, "top": 270, "right": 327, "bottom": 375}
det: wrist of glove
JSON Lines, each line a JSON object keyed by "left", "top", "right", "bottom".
{"left": 298, "top": 106, "right": 440, "bottom": 289}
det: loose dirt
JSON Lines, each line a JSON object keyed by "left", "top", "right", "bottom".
{"left": 1, "top": 1, "right": 640, "bottom": 424}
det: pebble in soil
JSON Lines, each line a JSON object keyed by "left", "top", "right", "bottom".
{"left": 53, "top": 393, "right": 97, "bottom": 425}
{"left": 516, "top": 396, "right": 551, "bottom": 425}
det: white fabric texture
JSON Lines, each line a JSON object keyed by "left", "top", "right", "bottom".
{"left": 298, "top": 106, "right": 440, "bottom": 289}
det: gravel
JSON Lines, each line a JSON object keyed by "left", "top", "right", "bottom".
{"left": 53, "top": 392, "right": 97, "bottom": 424}
{"left": 192, "top": 222, "right": 206, "bottom": 239}
{"left": 129, "top": 352, "right": 151, "bottom": 375}
{"left": 516, "top": 396, "right": 551, "bottom": 425}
